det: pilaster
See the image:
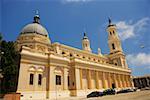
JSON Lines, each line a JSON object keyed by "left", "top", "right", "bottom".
{"left": 63, "top": 68, "right": 69, "bottom": 90}
{"left": 102, "top": 72, "right": 107, "bottom": 89}
{"left": 95, "top": 71, "right": 100, "bottom": 89}
{"left": 80, "top": 68, "right": 83, "bottom": 89}
{"left": 87, "top": 69, "right": 92, "bottom": 89}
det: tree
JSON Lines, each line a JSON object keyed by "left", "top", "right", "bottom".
{"left": 0, "top": 40, "right": 20, "bottom": 94}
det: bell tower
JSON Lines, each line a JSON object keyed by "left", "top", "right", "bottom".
{"left": 82, "top": 32, "right": 92, "bottom": 52}
{"left": 107, "top": 18, "right": 123, "bottom": 54}
{"left": 107, "top": 18, "right": 128, "bottom": 68}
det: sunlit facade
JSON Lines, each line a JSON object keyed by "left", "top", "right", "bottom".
{"left": 16, "top": 14, "right": 133, "bottom": 100}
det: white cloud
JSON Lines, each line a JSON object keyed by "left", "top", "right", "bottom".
{"left": 62, "top": 0, "right": 94, "bottom": 3}
{"left": 116, "top": 17, "right": 150, "bottom": 41}
{"left": 126, "top": 53, "right": 150, "bottom": 76}
{"left": 127, "top": 53, "right": 150, "bottom": 66}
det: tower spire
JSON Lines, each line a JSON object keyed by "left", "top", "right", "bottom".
{"left": 108, "top": 17, "right": 111, "bottom": 25}
{"left": 84, "top": 32, "right": 86, "bottom": 37}
{"left": 83, "top": 27, "right": 88, "bottom": 39}
{"left": 82, "top": 31, "right": 91, "bottom": 52}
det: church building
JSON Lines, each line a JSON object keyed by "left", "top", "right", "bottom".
{"left": 16, "top": 13, "right": 133, "bottom": 100}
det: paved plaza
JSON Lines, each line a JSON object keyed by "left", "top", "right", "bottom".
{"left": 65, "top": 90, "right": 150, "bottom": 100}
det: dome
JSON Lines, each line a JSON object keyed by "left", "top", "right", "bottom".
{"left": 21, "top": 23, "right": 48, "bottom": 36}
{"left": 21, "top": 14, "right": 48, "bottom": 36}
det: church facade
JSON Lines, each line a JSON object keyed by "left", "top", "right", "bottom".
{"left": 16, "top": 14, "right": 133, "bottom": 100}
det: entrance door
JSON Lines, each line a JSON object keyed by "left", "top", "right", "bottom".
{"left": 112, "top": 83, "right": 116, "bottom": 89}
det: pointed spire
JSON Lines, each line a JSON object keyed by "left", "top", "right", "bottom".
{"left": 33, "top": 10, "right": 40, "bottom": 24}
{"left": 107, "top": 17, "right": 116, "bottom": 27}
{"left": 84, "top": 32, "right": 86, "bottom": 37}
{"left": 108, "top": 17, "right": 111, "bottom": 25}
{"left": 83, "top": 27, "right": 88, "bottom": 39}
{"left": 35, "top": 10, "right": 39, "bottom": 16}
{"left": 83, "top": 32, "right": 88, "bottom": 39}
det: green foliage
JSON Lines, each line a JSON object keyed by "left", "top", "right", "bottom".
{"left": 0, "top": 40, "right": 20, "bottom": 94}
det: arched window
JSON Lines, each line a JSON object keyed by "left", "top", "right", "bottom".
{"left": 70, "top": 53, "right": 73, "bottom": 57}
{"left": 62, "top": 51, "right": 65, "bottom": 54}
{"left": 113, "top": 31, "right": 115, "bottom": 34}
{"left": 110, "top": 32, "right": 112, "bottom": 35}
{"left": 56, "top": 75, "right": 61, "bottom": 85}
{"left": 112, "top": 43, "right": 115, "bottom": 50}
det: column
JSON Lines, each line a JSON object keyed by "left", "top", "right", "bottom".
{"left": 116, "top": 74, "right": 120, "bottom": 88}
{"left": 129, "top": 75, "right": 132, "bottom": 87}
{"left": 95, "top": 71, "right": 100, "bottom": 89}
{"left": 87, "top": 69, "right": 91, "bottom": 89}
{"left": 98, "top": 72, "right": 103, "bottom": 89}
{"left": 75, "top": 68, "right": 81, "bottom": 90}
{"left": 126, "top": 75, "right": 129, "bottom": 87}
{"left": 63, "top": 68, "right": 68, "bottom": 90}
{"left": 108, "top": 72, "right": 111, "bottom": 88}
{"left": 34, "top": 72, "right": 38, "bottom": 91}
{"left": 102, "top": 72, "right": 107, "bottom": 89}
{"left": 80, "top": 69, "right": 83, "bottom": 89}
{"left": 121, "top": 75, "right": 125, "bottom": 88}
{"left": 113, "top": 73, "right": 118, "bottom": 88}
{"left": 123, "top": 75, "right": 127, "bottom": 87}
{"left": 119, "top": 74, "right": 122, "bottom": 88}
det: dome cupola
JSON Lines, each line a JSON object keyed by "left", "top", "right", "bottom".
{"left": 16, "top": 11, "right": 51, "bottom": 52}
{"left": 20, "top": 11, "right": 48, "bottom": 37}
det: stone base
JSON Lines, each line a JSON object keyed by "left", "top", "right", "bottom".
{"left": 75, "top": 89, "right": 104, "bottom": 97}
{"left": 18, "top": 91, "right": 46, "bottom": 100}
{"left": 4, "top": 93, "right": 21, "bottom": 100}
{"left": 49, "top": 90, "right": 70, "bottom": 100}
{"left": 17, "top": 90, "right": 70, "bottom": 100}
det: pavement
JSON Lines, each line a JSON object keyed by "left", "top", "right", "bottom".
{"left": 88, "top": 90, "right": 150, "bottom": 100}
{"left": 62, "top": 90, "right": 150, "bottom": 100}
{"left": 1, "top": 90, "right": 150, "bottom": 100}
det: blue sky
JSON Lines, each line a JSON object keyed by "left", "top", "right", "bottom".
{"left": 0, "top": 0, "right": 150, "bottom": 76}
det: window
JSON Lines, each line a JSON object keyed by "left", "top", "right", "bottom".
{"left": 70, "top": 53, "right": 72, "bottom": 57}
{"left": 112, "top": 43, "right": 115, "bottom": 50}
{"left": 68, "top": 76, "right": 70, "bottom": 86}
{"left": 85, "top": 44, "right": 87, "bottom": 47}
{"left": 110, "top": 32, "right": 112, "bottom": 35}
{"left": 113, "top": 31, "right": 115, "bottom": 34}
{"left": 62, "top": 51, "right": 65, "bottom": 54}
{"left": 29, "top": 73, "right": 34, "bottom": 85}
{"left": 56, "top": 75, "right": 61, "bottom": 85}
{"left": 38, "top": 74, "right": 42, "bottom": 85}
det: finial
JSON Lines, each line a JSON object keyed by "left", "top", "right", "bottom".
{"left": 33, "top": 10, "right": 40, "bottom": 24}
{"left": 108, "top": 17, "right": 111, "bottom": 24}
{"left": 35, "top": 10, "right": 39, "bottom": 15}
{"left": 83, "top": 28, "right": 88, "bottom": 40}
{"left": 84, "top": 32, "right": 86, "bottom": 37}
{"left": 98, "top": 48, "right": 102, "bottom": 55}
{"left": 83, "top": 26, "right": 87, "bottom": 35}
